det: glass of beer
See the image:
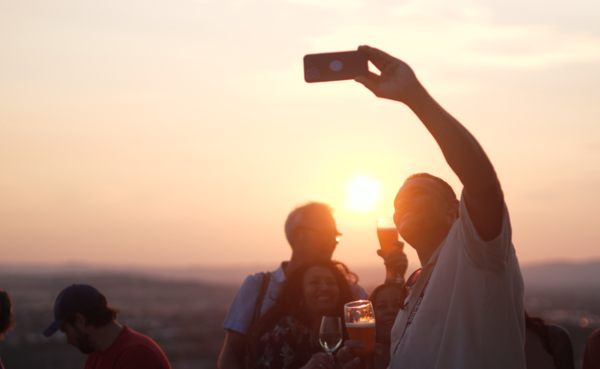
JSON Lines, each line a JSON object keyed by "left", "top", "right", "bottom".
{"left": 319, "top": 316, "right": 343, "bottom": 356}
{"left": 376, "top": 217, "right": 403, "bottom": 283}
{"left": 344, "top": 300, "right": 376, "bottom": 369}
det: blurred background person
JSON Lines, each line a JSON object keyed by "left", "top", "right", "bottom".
{"left": 524, "top": 311, "right": 574, "bottom": 369}
{"left": 248, "top": 260, "right": 356, "bottom": 369}
{"left": 42, "top": 284, "right": 171, "bottom": 369}
{"left": 369, "top": 283, "right": 404, "bottom": 369}
{"left": 219, "top": 202, "right": 371, "bottom": 369}
{"left": 582, "top": 327, "right": 600, "bottom": 369}
{"left": 1, "top": 289, "right": 15, "bottom": 369}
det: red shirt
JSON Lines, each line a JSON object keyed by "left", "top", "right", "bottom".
{"left": 84, "top": 326, "right": 171, "bottom": 369}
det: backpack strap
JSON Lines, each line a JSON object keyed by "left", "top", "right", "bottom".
{"left": 251, "top": 272, "right": 271, "bottom": 326}
{"left": 245, "top": 272, "right": 272, "bottom": 369}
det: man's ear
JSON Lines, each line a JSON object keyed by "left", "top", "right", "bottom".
{"left": 74, "top": 313, "right": 88, "bottom": 328}
{"left": 448, "top": 199, "right": 460, "bottom": 219}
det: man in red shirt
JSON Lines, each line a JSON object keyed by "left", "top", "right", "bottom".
{"left": 43, "top": 284, "right": 171, "bottom": 369}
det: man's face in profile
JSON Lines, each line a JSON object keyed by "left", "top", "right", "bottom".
{"left": 293, "top": 211, "right": 340, "bottom": 263}
{"left": 61, "top": 321, "right": 95, "bottom": 354}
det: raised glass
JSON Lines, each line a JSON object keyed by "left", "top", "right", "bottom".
{"left": 344, "top": 300, "right": 376, "bottom": 369}
{"left": 376, "top": 217, "right": 403, "bottom": 283}
{"left": 319, "top": 316, "right": 343, "bottom": 356}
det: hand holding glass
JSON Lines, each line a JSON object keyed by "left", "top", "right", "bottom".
{"left": 376, "top": 217, "right": 403, "bottom": 283}
{"left": 344, "top": 300, "right": 376, "bottom": 369}
{"left": 319, "top": 317, "right": 343, "bottom": 355}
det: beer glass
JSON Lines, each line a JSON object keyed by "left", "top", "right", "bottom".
{"left": 344, "top": 300, "right": 376, "bottom": 369}
{"left": 376, "top": 217, "right": 403, "bottom": 283}
{"left": 319, "top": 316, "right": 342, "bottom": 356}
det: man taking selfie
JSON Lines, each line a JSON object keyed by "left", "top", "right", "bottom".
{"left": 336, "top": 45, "right": 526, "bottom": 369}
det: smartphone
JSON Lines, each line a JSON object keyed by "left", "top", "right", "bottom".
{"left": 303, "top": 50, "right": 368, "bottom": 83}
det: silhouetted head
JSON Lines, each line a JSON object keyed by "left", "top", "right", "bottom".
{"left": 43, "top": 284, "right": 120, "bottom": 354}
{"left": 285, "top": 202, "right": 341, "bottom": 263}
{"left": 393, "top": 173, "right": 459, "bottom": 249}
{"left": 0, "top": 289, "right": 15, "bottom": 340}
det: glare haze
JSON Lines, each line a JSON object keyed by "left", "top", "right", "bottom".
{"left": 1, "top": 0, "right": 600, "bottom": 269}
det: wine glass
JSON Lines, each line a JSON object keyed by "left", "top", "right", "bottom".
{"left": 319, "top": 316, "right": 343, "bottom": 356}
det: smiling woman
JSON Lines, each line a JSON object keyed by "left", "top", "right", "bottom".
{"left": 248, "top": 261, "right": 357, "bottom": 369}
{"left": 348, "top": 176, "right": 380, "bottom": 212}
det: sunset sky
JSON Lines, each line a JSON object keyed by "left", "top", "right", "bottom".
{"left": 1, "top": 0, "right": 599, "bottom": 269}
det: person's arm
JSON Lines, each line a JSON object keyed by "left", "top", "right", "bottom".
{"left": 376, "top": 241, "right": 408, "bottom": 283}
{"left": 218, "top": 330, "right": 246, "bottom": 369}
{"left": 355, "top": 45, "right": 503, "bottom": 241}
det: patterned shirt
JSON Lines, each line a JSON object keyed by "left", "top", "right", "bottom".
{"left": 254, "top": 316, "right": 324, "bottom": 369}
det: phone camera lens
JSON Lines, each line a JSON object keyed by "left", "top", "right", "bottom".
{"left": 329, "top": 60, "right": 343, "bottom": 72}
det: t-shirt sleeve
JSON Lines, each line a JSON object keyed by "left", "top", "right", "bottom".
{"left": 254, "top": 317, "right": 320, "bottom": 369}
{"left": 458, "top": 189, "right": 513, "bottom": 271}
{"left": 223, "top": 274, "right": 261, "bottom": 334}
{"left": 114, "top": 346, "right": 171, "bottom": 369}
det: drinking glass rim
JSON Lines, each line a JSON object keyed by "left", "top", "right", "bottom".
{"left": 344, "top": 300, "right": 372, "bottom": 309}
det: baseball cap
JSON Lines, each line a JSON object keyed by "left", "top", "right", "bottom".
{"left": 42, "top": 284, "right": 105, "bottom": 337}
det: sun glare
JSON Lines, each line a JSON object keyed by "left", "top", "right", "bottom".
{"left": 347, "top": 176, "right": 380, "bottom": 212}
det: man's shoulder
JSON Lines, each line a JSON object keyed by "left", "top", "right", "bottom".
{"left": 238, "top": 263, "right": 285, "bottom": 291}
{"left": 118, "top": 327, "right": 170, "bottom": 363}
{"left": 84, "top": 327, "right": 169, "bottom": 369}
{"left": 119, "top": 326, "right": 161, "bottom": 348}
{"left": 587, "top": 327, "right": 600, "bottom": 343}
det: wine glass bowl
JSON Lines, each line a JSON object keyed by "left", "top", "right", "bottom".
{"left": 319, "top": 316, "right": 343, "bottom": 356}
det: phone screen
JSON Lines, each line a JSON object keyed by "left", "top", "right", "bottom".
{"left": 303, "top": 50, "right": 368, "bottom": 83}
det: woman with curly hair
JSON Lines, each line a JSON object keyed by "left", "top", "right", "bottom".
{"left": 248, "top": 260, "right": 357, "bottom": 369}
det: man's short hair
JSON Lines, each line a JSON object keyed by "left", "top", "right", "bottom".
{"left": 284, "top": 202, "right": 334, "bottom": 245}
{"left": 404, "top": 173, "right": 457, "bottom": 202}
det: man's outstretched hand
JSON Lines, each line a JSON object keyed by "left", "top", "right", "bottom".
{"left": 354, "top": 45, "right": 421, "bottom": 104}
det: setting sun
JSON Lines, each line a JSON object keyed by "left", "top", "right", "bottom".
{"left": 347, "top": 176, "right": 380, "bottom": 212}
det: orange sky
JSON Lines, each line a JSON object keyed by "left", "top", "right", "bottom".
{"left": 1, "top": 0, "right": 600, "bottom": 269}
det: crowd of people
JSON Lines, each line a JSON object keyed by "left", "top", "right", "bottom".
{"left": 1, "top": 45, "right": 600, "bottom": 369}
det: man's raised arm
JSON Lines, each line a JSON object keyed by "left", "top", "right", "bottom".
{"left": 355, "top": 45, "right": 503, "bottom": 241}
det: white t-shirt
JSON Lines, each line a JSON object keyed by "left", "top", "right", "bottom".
{"left": 223, "top": 262, "right": 368, "bottom": 335}
{"left": 389, "top": 192, "right": 526, "bottom": 369}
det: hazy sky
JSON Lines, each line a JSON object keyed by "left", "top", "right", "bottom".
{"left": 1, "top": 0, "right": 599, "bottom": 269}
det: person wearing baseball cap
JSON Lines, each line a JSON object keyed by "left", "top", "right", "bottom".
{"left": 43, "top": 284, "right": 171, "bottom": 369}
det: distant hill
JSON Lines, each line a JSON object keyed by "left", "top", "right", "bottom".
{"left": 2, "top": 260, "right": 600, "bottom": 289}
{"left": 521, "top": 260, "right": 600, "bottom": 289}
